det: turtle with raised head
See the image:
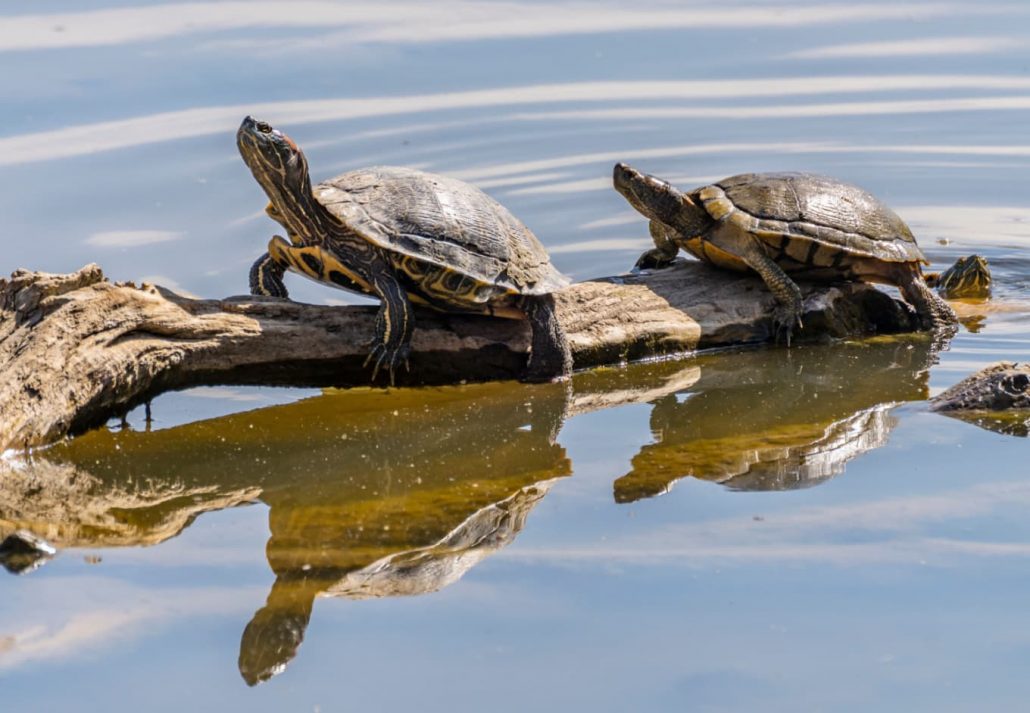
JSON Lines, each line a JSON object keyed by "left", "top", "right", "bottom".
{"left": 237, "top": 117, "right": 572, "bottom": 383}
{"left": 612, "top": 163, "right": 957, "bottom": 339}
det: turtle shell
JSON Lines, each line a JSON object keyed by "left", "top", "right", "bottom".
{"left": 695, "top": 173, "right": 927, "bottom": 265}
{"left": 313, "top": 166, "right": 568, "bottom": 297}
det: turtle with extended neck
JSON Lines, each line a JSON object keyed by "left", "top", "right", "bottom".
{"left": 237, "top": 117, "right": 571, "bottom": 383}
{"left": 613, "top": 163, "right": 958, "bottom": 341}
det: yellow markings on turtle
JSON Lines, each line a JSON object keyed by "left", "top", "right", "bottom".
{"left": 702, "top": 196, "right": 735, "bottom": 222}
{"left": 253, "top": 254, "right": 281, "bottom": 296}
{"left": 682, "top": 237, "right": 707, "bottom": 262}
{"left": 697, "top": 186, "right": 722, "bottom": 202}
{"left": 784, "top": 237, "right": 814, "bottom": 263}
{"left": 685, "top": 236, "right": 747, "bottom": 272}
{"left": 813, "top": 244, "right": 846, "bottom": 268}
{"left": 727, "top": 210, "right": 758, "bottom": 234}
{"left": 703, "top": 241, "right": 749, "bottom": 272}
{"left": 754, "top": 230, "right": 787, "bottom": 251}
{"left": 267, "top": 236, "right": 376, "bottom": 295}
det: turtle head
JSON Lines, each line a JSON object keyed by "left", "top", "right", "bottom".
{"left": 237, "top": 117, "right": 327, "bottom": 239}
{"left": 237, "top": 116, "right": 310, "bottom": 192}
{"left": 613, "top": 162, "right": 692, "bottom": 229}
{"left": 934, "top": 254, "right": 992, "bottom": 300}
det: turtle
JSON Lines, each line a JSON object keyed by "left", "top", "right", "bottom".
{"left": 612, "top": 163, "right": 958, "bottom": 339}
{"left": 236, "top": 116, "right": 572, "bottom": 383}
{"left": 925, "top": 254, "right": 992, "bottom": 300}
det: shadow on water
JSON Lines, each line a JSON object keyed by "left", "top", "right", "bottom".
{"left": 614, "top": 336, "right": 936, "bottom": 503}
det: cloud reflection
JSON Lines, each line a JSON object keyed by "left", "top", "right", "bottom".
{"left": 505, "top": 481, "right": 1030, "bottom": 568}
{"left": 0, "top": 582, "right": 256, "bottom": 671}
{"left": 84, "top": 230, "right": 182, "bottom": 248}
{"left": 788, "top": 36, "right": 1022, "bottom": 59}
{"left": 0, "top": 2, "right": 989, "bottom": 52}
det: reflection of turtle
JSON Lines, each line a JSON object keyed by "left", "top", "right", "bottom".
{"left": 237, "top": 116, "right": 571, "bottom": 382}
{"left": 613, "top": 164, "right": 957, "bottom": 339}
{"left": 613, "top": 338, "right": 933, "bottom": 502}
{"left": 925, "top": 255, "right": 992, "bottom": 300}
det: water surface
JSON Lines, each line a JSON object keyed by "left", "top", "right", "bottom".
{"left": 2, "top": 1, "right": 1030, "bottom": 710}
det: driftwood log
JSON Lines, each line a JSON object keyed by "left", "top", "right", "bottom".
{"left": 929, "top": 361, "right": 1030, "bottom": 437}
{"left": 0, "top": 261, "right": 916, "bottom": 451}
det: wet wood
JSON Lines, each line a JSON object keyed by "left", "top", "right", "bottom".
{"left": 0, "top": 261, "right": 916, "bottom": 450}
{"left": 929, "top": 361, "right": 1030, "bottom": 413}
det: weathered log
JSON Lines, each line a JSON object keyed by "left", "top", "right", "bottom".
{"left": 0, "top": 261, "right": 916, "bottom": 451}
{"left": 929, "top": 361, "right": 1030, "bottom": 437}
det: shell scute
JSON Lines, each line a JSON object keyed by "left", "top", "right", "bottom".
{"left": 314, "top": 166, "right": 568, "bottom": 296}
{"left": 696, "top": 172, "right": 926, "bottom": 264}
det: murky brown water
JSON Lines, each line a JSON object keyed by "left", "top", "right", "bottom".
{"left": 3, "top": 2, "right": 1030, "bottom": 710}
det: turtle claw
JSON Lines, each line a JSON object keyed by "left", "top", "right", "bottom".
{"left": 773, "top": 303, "right": 804, "bottom": 347}
{"left": 363, "top": 341, "right": 411, "bottom": 386}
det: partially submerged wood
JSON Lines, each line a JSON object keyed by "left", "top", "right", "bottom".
{"left": 930, "top": 361, "right": 1030, "bottom": 437}
{"left": 930, "top": 361, "right": 1030, "bottom": 413}
{"left": 0, "top": 261, "right": 916, "bottom": 450}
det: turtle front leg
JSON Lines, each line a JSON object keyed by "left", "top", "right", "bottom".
{"left": 634, "top": 221, "right": 681, "bottom": 271}
{"left": 249, "top": 247, "right": 289, "bottom": 298}
{"left": 894, "top": 264, "right": 958, "bottom": 330}
{"left": 364, "top": 266, "right": 416, "bottom": 385}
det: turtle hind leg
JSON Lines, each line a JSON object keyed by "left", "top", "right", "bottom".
{"left": 522, "top": 294, "right": 573, "bottom": 383}
{"left": 896, "top": 265, "right": 958, "bottom": 330}
{"left": 249, "top": 249, "right": 288, "bottom": 298}
{"left": 703, "top": 223, "right": 804, "bottom": 344}
{"left": 740, "top": 240, "right": 804, "bottom": 345}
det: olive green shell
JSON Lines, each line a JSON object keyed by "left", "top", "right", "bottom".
{"left": 313, "top": 166, "right": 568, "bottom": 296}
{"left": 696, "top": 173, "right": 927, "bottom": 265}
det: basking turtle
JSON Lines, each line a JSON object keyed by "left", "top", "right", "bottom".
{"left": 925, "top": 255, "right": 992, "bottom": 300}
{"left": 613, "top": 163, "right": 957, "bottom": 338}
{"left": 237, "top": 117, "right": 571, "bottom": 383}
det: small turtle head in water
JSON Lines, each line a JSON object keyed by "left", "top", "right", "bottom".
{"left": 927, "top": 255, "right": 992, "bottom": 300}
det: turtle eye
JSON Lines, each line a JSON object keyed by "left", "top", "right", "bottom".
{"left": 256, "top": 121, "right": 272, "bottom": 134}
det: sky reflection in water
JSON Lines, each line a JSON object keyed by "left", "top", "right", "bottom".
{"left": 2, "top": 1, "right": 1030, "bottom": 710}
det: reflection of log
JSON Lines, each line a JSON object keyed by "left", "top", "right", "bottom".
{"left": 613, "top": 338, "right": 934, "bottom": 502}
{"left": 0, "top": 360, "right": 703, "bottom": 684}
{"left": 0, "top": 262, "right": 916, "bottom": 450}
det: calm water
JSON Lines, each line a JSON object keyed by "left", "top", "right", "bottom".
{"left": 3, "top": 1, "right": 1030, "bottom": 710}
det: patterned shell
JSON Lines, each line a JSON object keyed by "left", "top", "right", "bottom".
{"left": 696, "top": 173, "right": 927, "bottom": 264}
{"left": 314, "top": 166, "right": 568, "bottom": 295}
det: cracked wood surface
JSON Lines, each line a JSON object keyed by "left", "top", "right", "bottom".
{"left": 0, "top": 261, "right": 916, "bottom": 450}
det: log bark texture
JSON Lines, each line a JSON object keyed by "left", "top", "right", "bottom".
{"left": 0, "top": 261, "right": 916, "bottom": 450}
